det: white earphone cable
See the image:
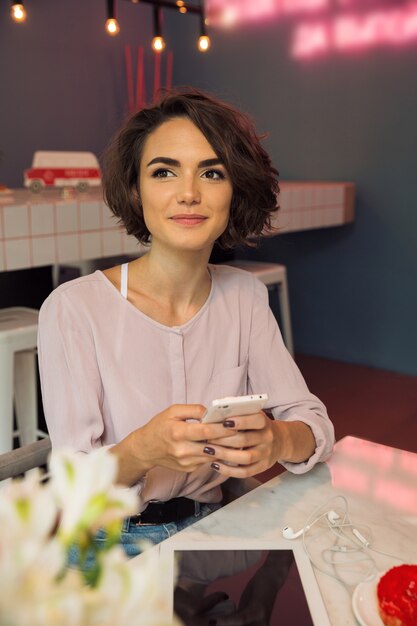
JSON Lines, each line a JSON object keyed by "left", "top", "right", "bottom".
{"left": 291, "top": 495, "right": 405, "bottom": 590}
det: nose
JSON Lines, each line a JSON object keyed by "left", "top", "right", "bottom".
{"left": 176, "top": 175, "right": 201, "bottom": 206}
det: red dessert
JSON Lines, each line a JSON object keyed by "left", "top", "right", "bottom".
{"left": 377, "top": 564, "right": 417, "bottom": 626}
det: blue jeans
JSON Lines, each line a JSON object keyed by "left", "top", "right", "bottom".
{"left": 68, "top": 502, "right": 221, "bottom": 567}
{"left": 117, "top": 502, "right": 221, "bottom": 558}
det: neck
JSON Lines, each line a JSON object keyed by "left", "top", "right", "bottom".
{"left": 130, "top": 243, "right": 213, "bottom": 306}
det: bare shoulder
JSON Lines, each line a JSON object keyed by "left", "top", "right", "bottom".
{"left": 102, "top": 265, "right": 121, "bottom": 289}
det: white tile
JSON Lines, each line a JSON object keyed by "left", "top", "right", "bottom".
{"left": 310, "top": 208, "right": 324, "bottom": 229}
{"left": 292, "top": 189, "right": 304, "bottom": 210}
{"left": 56, "top": 202, "right": 78, "bottom": 233}
{"left": 274, "top": 209, "right": 291, "bottom": 232}
{"left": 332, "top": 185, "right": 344, "bottom": 204}
{"left": 80, "top": 201, "right": 101, "bottom": 230}
{"left": 279, "top": 188, "right": 289, "bottom": 211}
{"left": 30, "top": 203, "right": 54, "bottom": 235}
{"left": 313, "top": 185, "right": 322, "bottom": 207}
{"left": 102, "top": 230, "right": 123, "bottom": 256}
{"left": 3, "top": 205, "right": 29, "bottom": 237}
{"left": 5, "top": 239, "right": 31, "bottom": 270}
{"left": 80, "top": 232, "right": 101, "bottom": 259}
{"left": 101, "top": 202, "right": 117, "bottom": 229}
{"left": 327, "top": 206, "right": 344, "bottom": 226}
{"left": 31, "top": 236, "right": 56, "bottom": 267}
{"left": 57, "top": 234, "right": 79, "bottom": 263}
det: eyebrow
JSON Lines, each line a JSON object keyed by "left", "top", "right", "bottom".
{"left": 146, "top": 157, "right": 224, "bottom": 168}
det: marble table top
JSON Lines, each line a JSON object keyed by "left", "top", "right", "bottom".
{"left": 150, "top": 436, "right": 417, "bottom": 626}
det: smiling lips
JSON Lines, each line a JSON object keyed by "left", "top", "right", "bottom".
{"left": 170, "top": 214, "right": 208, "bottom": 226}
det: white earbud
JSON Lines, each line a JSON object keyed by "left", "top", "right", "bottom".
{"left": 327, "top": 510, "right": 340, "bottom": 524}
{"left": 282, "top": 510, "right": 340, "bottom": 539}
{"left": 282, "top": 526, "right": 305, "bottom": 539}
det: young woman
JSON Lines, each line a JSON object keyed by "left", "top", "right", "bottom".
{"left": 38, "top": 89, "right": 334, "bottom": 557}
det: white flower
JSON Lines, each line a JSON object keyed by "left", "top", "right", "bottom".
{"left": 84, "top": 545, "right": 181, "bottom": 626}
{"left": 0, "top": 468, "right": 58, "bottom": 543}
{"left": 0, "top": 545, "right": 84, "bottom": 626}
{"left": 49, "top": 448, "right": 138, "bottom": 545}
{"left": 0, "top": 447, "right": 177, "bottom": 626}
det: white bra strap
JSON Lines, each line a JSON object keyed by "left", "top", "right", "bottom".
{"left": 120, "top": 263, "right": 128, "bottom": 298}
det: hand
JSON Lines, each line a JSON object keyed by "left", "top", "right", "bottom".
{"left": 206, "top": 413, "right": 316, "bottom": 478}
{"left": 112, "top": 403, "right": 238, "bottom": 485}
{"left": 204, "top": 411, "right": 283, "bottom": 479}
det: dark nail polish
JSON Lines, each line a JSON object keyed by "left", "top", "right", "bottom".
{"left": 211, "top": 463, "right": 220, "bottom": 471}
{"left": 223, "top": 420, "right": 235, "bottom": 428}
{"left": 209, "top": 619, "right": 217, "bottom": 626}
{"left": 204, "top": 446, "right": 215, "bottom": 455}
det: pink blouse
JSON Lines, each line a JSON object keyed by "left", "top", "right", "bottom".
{"left": 38, "top": 264, "right": 334, "bottom": 510}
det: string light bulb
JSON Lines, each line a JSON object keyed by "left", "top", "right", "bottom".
{"left": 198, "top": 35, "right": 210, "bottom": 51}
{"left": 152, "top": 6, "right": 165, "bottom": 53}
{"left": 11, "top": 2, "right": 27, "bottom": 23}
{"left": 198, "top": 12, "right": 210, "bottom": 52}
{"left": 152, "top": 36, "right": 166, "bottom": 52}
{"left": 105, "top": 18, "right": 120, "bottom": 35}
{"left": 105, "top": 0, "right": 120, "bottom": 36}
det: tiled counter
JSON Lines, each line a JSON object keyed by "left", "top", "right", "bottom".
{"left": 0, "top": 182, "right": 355, "bottom": 272}
{"left": 0, "top": 189, "right": 146, "bottom": 272}
{"left": 271, "top": 180, "right": 355, "bottom": 234}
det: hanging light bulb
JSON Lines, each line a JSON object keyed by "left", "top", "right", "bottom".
{"left": 152, "top": 6, "right": 165, "bottom": 53}
{"left": 105, "top": 0, "right": 120, "bottom": 36}
{"left": 152, "top": 36, "right": 166, "bottom": 52}
{"left": 11, "top": 2, "right": 27, "bottom": 23}
{"left": 105, "top": 18, "right": 120, "bottom": 35}
{"left": 198, "top": 13, "right": 210, "bottom": 52}
{"left": 198, "top": 35, "right": 210, "bottom": 52}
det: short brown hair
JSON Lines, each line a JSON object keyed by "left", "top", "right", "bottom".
{"left": 102, "top": 88, "right": 279, "bottom": 249}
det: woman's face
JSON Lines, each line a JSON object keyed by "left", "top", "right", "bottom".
{"left": 139, "top": 117, "right": 233, "bottom": 254}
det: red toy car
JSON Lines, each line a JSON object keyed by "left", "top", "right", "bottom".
{"left": 24, "top": 151, "right": 101, "bottom": 192}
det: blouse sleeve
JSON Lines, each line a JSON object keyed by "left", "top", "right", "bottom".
{"left": 37, "top": 289, "right": 105, "bottom": 452}
{"left": 247, "top": 278, "right": 335, "bottom": 473}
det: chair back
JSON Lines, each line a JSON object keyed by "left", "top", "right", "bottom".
{"left": 0, "top": 438, "right": 51, "bottom": 481}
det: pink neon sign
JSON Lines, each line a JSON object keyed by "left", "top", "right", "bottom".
{"left": 206, "top": 0, "right": 417, "bottom": 59}
{"left": 293, "top": 4, "right": 417, "bottom": 58}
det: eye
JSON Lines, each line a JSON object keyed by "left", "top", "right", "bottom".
{"left": 151, "top": 168, "right": 175, "bottom": 178}
{"left": 202, "top": 169, "right": 226, "bottom": 180}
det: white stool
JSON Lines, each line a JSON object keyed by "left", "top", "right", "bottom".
{"left": 0, "top": 308, "right": 47, "bottom": 454}
{"left": 222, "top": 260, "right": 294, "bottom": 356}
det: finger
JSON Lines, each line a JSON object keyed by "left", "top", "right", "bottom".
{"left": 206, "top": 444, "right": 262, "bottom": 466}
{"left": 223, "top": 412, "right": 268, "bottom": 431}
{"left": 207, "top": 431, "right": 264, "bottom": 449}
{"left": 184, "top": 422, "right": 239, "bottom": 443}
{"left": 210, "top": 458, "right": 267, "bottom": 478}
{"left": 169, "top": 404, "right": 207, "bottom": 421}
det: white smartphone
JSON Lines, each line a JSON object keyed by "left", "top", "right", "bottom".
{"left": 202, "top": 393, "right": 268, "bottom": 424}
